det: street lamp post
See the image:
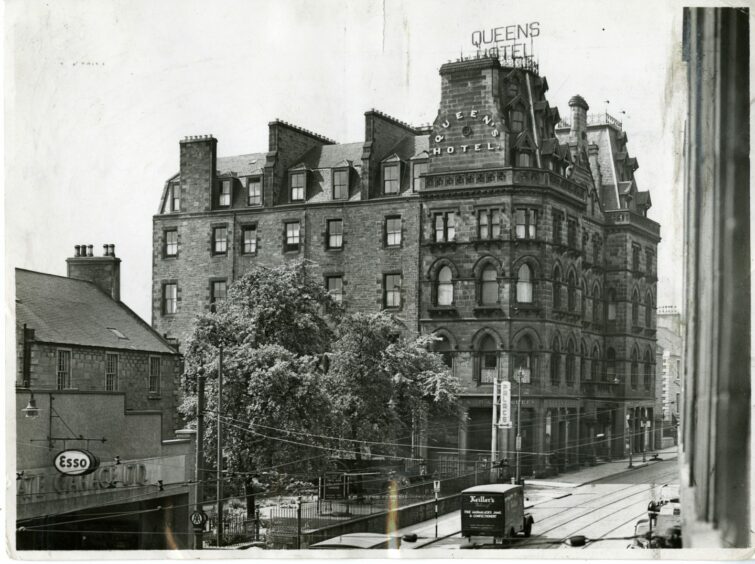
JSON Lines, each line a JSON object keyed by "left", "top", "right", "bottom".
{"left": 626, "top": 411, "right": 634, "bottom": 469}
{"left": 216, "top": 346, "right": 224, "bottom": 548}
{"left": 194, "top": 369, "right": 206, "bottom": 550}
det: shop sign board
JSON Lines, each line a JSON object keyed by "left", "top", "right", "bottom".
{"left": 461, "top": 493, "right": 506, "bottom": 535}
{"left": 53, "top": 449, "right": 100, "bottom": 476}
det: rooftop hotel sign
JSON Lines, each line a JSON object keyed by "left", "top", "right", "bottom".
{"left": 472, "top": 22, "right": 540, "bottom": 60}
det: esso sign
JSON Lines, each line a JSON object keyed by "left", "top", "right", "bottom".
{"left": 53, "top": 449, "right": 100, "bottom": 476}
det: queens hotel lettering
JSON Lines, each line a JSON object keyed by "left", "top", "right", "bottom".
{"left": 432, "top": 109, "right": 502, "bottom": 155}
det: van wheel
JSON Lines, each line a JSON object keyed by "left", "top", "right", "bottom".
{"left": 523, "top": 519, "right": 532, "bottom": 537}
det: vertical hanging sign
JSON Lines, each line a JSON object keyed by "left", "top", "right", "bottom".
{"left": 498, "top": 381, "right": 512, "bottom": 428}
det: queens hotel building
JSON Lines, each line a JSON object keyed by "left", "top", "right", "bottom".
{"left": 152, "top": 56, "right": 660, "bottom": 475}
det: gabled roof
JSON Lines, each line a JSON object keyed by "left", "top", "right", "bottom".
{"left": 540, "top": 138, "right": 558, "bottom": 155}
{"left": 384, "top": 134, "right": 430, "bottom": 161}
{"left": 298, "top": 142, "right": 364, "bottom": 169}
{"left": 16, "top": 269, "right": 176, "bottom": 354}
{"left": 217, "top": 152, "right": 268, "bottom": 176}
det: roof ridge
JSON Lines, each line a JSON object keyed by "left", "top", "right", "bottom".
{"left": 269, "top": 119, "right": 336, "bottom": 144}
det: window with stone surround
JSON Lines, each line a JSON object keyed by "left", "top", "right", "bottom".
{"left": 163, "top": 283, "right": 177, "bottom": 315}
{"left": 566, "top": 340, "right": 576, "bottom": 387}
{"left": 513, "top": 334, "right": 534, "bottom": 384}
{"left": 333, "top": 169, "right": 349, "bottom": 200}
{"left": 57, "top": 349, "right": 71, "bottom": 390}
{"left": 433, "top": 211, "right": 456, "bottom": 242}
{"left": 607, "top": 288, "right": 617, "bottom": 321}
{"left": 385, "top": 216, "right": 402, "bottom": 247}
{"left": 164, "top": 229, "right": 178, "bottom": 258}
{"left": 553, "top": 265, "right": 563, "bottom": 310}
{"left": 326, "top": 276, "right": 343, "bottom": 304}
{"left": 248, "top": 177, "right": 262, "bottom": 206}
{"left": 210, "top": 280, "right": 227, "bottom": 313}
{"left": 213, "top": 226, "right": 228, "bottom": 255}
{"left": 515, "top": 208, "right": 537, "bottom": 239}
{"left": 606, "top": 348, "right": 617, "bottom": 383}
{"left": 645, "top": 248, "right": 654, "bottom": 275}
{"left": 550, "top": 338, "right": 561, "bottom": 386}
{"left": 644, "top": 350, "right": 653, "bottom": 391}
{"left": 553, "top": 211, "right": 563, "bottom": 245}
{"left": 567, "top": 270, "right": 577, "bottom": 311}
{"left": 632, "top": 289, "right": 640, "bottom": 326}
{"left": 106, "top": 353, "right": 118, "bottom": 391}
{"left": 477, "top": 209, "right": 501, "bottom": 240}
{"left": 436, "top": 266, "right": 453, "bottom": 306}
{"left": 326, "top": 219, "right": 343, "bottom": 250}
{"left": 284, "top": 221, "right": 300, "bottom": 253}
{"left": 567, "top": 218, "right": 577, "bottom": 248}
{"left": 242, "top": 225, "right": 257, "bottom": 255}
{"left": 593, "top": 284, "right": 603, "bottom": 324}
{"left": 480, "top": 265, "right": 498, "bottom": 305}
{"left": 478, "top": 334, "right": 498, "bottom": 384}
{"left": 164, "top": 182, "right": 180, "bottom": 213}
{"left": 632, "top": 243, "right": 641, "bottom": 272}
{"left": 383, "top": 273, "right": 402, "bottom": 309}
{"left": 631, "top": 348, "right": 639, "bottom": 389}
{"left": 149, "top": 356, "right": 161, "bottom": 394}
{"left": 511, "top": 109, "right": 525, "bottom": 132}
{"left": 516, "top": 263, "right": 534, "bottom": 304}
{"left": 645, "top": 291, "right": 653, "bottom": 327}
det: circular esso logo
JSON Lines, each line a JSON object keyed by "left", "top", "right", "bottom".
{"left": 53, "top": 449, "right": 99, "bottom": 476}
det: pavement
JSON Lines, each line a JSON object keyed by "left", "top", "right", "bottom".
{"left": 526, "top": 445, "right": 679, "bottom": 488}
{"left": 393, "top": 445, "right": 680, "bottom": 550}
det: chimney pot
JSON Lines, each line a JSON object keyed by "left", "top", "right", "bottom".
{"left": 103, "top": 244, "right": 109, "bottom": 257}
{"left": 74, "top": 245, "right": 81, "bottom": 257}
{"left": 110, "top": 244, "right": 116, "bottom": 257}
{"left": 87, "top": 245, "right": 93, "bottom": 257}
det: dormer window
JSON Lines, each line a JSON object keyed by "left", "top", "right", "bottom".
{"left": 167, "top": 182, "right": 180, "bottom": 212}
{"left": 412, "top": 161, "right": 428, "bottom": 191}
{"left": 290, "top": 172, "right": 306, "bottom": 201}
{"left": 248, "top": 177, "right": 262, "bottom": 206}
{"left": 383, "top": 163, "right": 400, "bottom": 194}
{"left": 516, "top": 151, "right": 532, "bottom": 167}
{"left": 333, "top": 169, "right": 349, "bottom": 200}
{"left": 511, "top": 109, "right": 525, "bottom": 133}
{"left": 218, "top": 180, "right": 231, "bottom": 207}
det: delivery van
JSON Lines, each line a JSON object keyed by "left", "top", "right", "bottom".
{"left": 460, "top": 484, "right": 534, "bottom": 541}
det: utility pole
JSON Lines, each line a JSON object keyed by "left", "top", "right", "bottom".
{"left": 194, "top": 369, "right": 206, "bottom": 550}
{"left": 216, "top": 346, "right": 224, "bottom": 548}
{"left": 626, "top": 410, "right": 634, "bottom": 469}
{"left": 515, "top": 370, "right": 522, "bottom": 484}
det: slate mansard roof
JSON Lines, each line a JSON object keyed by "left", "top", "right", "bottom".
{"left": 16, "top": 269, "right": 176, "bottom": 354}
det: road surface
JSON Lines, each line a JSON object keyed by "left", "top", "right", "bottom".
{"left": 403, "top": 456, "right": 679, "bottom": 551}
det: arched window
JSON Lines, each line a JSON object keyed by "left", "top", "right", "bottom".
{"left": 630, "top": 348, "right": 639, "bottom": 388}
{"left": 437, "top": 266, "right": 453, "bottom": 306}
{"left": 480, "top": 265, "right": 498, "bottom": 305}
{"left": 566, "top": 340, "right": 576, "bottom": 386}
{"left": 513, "top": 334, "right": 535, "bottom": 384}
{"left": 567, "top": 271, "right": 577, "bottom": 311}
{"left": 645, "top": 291, "right": 653, "bottom": 328}
{"left": 581, "top": 280, "right": 587, "bottom": 319}
{"left": 434, "top": 335, "right": 454, "bottom": 368}
{"left": 592, "top": 345, "right": 601, "bottom": 381}
{"left": 516, "top": 264, "right": 534, "bottom": 304}
{"left": 606, "top": 348, "right": 616, "bottom": 383}
{"left": 632, "top": 289, "right": 640, "bottom": 326}
{"left": 580, "top": 341, "right": 588, "bottom": 381}
{"left": 478, "top": 334, "right": 498, "bottom": 384}
{"left": 592, "top": 285, "right": 602, "bottom": 324}
{"left": 643, "top": 350, "right": 653, "bottom": 391}
{"left": 607, "top": 289, "right": 617, "bottom": 321}
{"left": 553, "top": 266, "right": 562, "bottom": 310}
{"left": 550, "top": 337, "right": 561, "bottom": 386}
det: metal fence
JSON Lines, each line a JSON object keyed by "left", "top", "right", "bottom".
{"left": 267, "top": 464, "right": 490, "bottom": 547}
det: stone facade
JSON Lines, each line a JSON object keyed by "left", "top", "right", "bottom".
{"left": 152, "top": 55, "right": 660, "bottom": 475}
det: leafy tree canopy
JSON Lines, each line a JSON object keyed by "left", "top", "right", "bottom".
{"left": 180, "top": 261, "right": 459, "bottom": 479}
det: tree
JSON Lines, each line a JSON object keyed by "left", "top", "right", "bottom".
{"left": 327, "top": 312, "right": 460, "bottom": 460}
{"left": 180, "top": 260, "right": 459, "bottom": 481}
{"left": 180, "top": 261, "right": 341, "bottom": 477}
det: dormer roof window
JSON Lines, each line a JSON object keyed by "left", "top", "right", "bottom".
{"left": 332, "top": 166, "right": 350, "bottom": 200}
{"left": 218, "top": 179, "right": 232, "bottom": 207}
{"left": 381, "top": 155, "right": 402, "bottom": 195}
{"left": 289, "top": 166, "right": 308, "bottom": 202}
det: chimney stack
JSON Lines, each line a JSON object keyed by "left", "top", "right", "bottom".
{"left": 568, "top": 95, "right": 589, "bottom": 140}
{"left": 66, "top": 243, "right": 122, "bottom": 301}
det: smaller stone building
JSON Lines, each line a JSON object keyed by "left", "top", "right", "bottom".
{"left": 14, "top": 246, "right": 194, "bottom": 551}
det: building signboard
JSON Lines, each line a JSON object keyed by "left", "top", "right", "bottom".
{"left": 498, "top": 381, "right": 512, "bottom": 428}
{"left": 471, "top": 22, "right": 541, "bottom": 60}
{"left": 53, "top": 449, "right": 100, "bottom": 476}
{"left": 461, "top": 493, "right": 505, "bottom": 535}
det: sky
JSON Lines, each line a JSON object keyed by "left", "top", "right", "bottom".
{"left": 5, "top": 0, "right": 687, "bottom": 323}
